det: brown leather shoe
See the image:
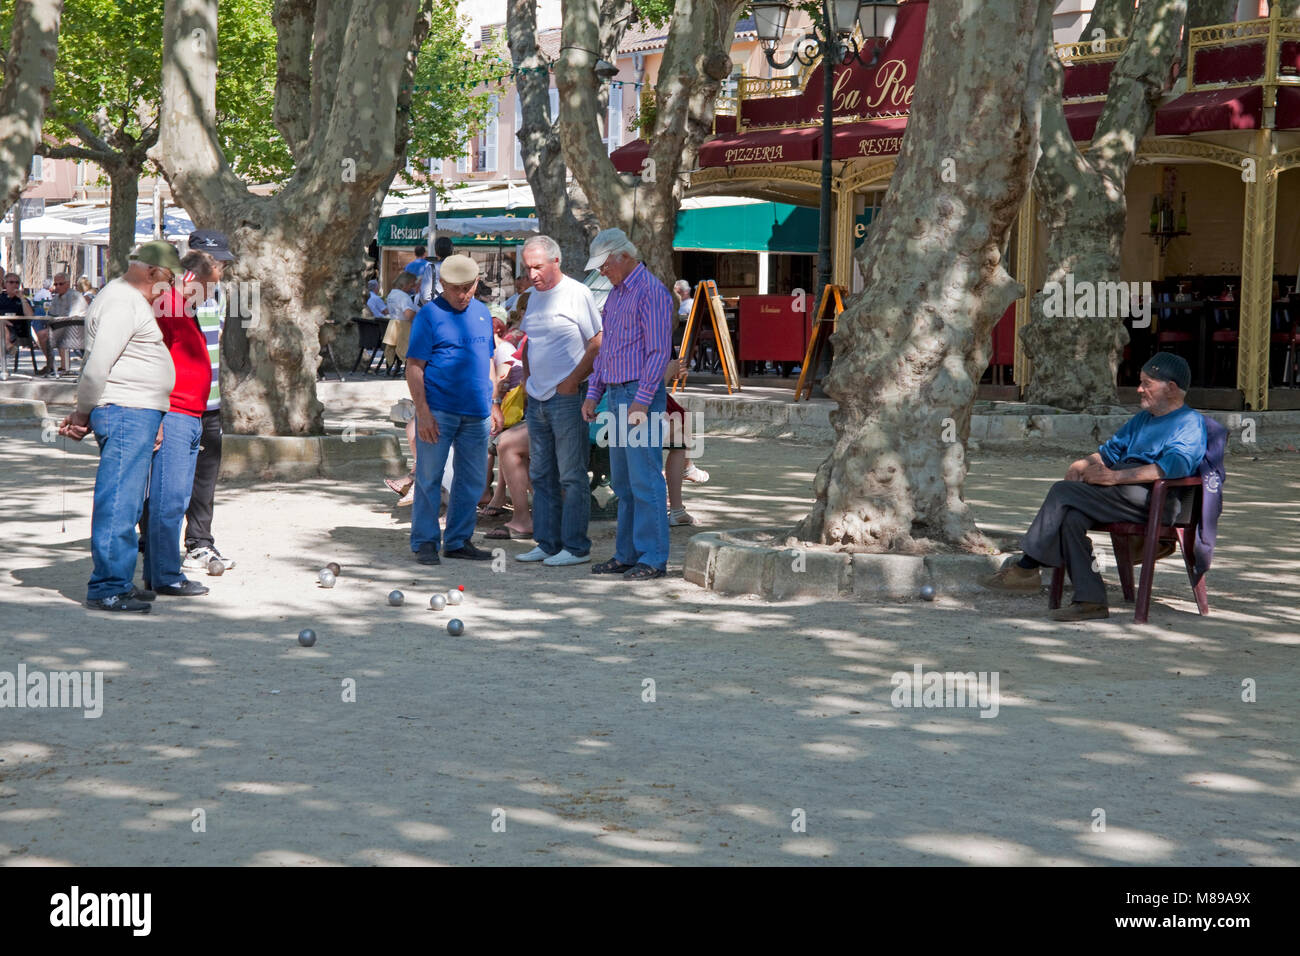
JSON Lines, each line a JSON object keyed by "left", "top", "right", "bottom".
{"left": 983, "top": 558, "right": 1042, "bottom": 592}
{"left": 1049, "top": 601, "right": 1109, "bottom": 621}
{"left": 1125, "top": 537, "right": 1177, "bottom": 566}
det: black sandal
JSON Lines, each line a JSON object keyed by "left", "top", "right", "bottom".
{"left": 592, "top": 558, "right": 636, "bottom": 574}
{"left": 623, "top": 563, "right": 666, "bottom": 580}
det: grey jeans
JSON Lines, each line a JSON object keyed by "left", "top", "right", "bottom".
{"left": 1021, "top": 480, "right": 1185, "bottom": 605}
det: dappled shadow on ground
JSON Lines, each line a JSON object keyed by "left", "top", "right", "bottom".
{"left": 1, "top": 430, "right": 1296, "bottom": 865}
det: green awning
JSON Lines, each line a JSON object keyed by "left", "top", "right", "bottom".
{"left": 672, "top": 202, "right": 874, "bottom": 253}
{"left": 379, "top": 201, "right": 873, "bottom": 253}
{"left": 672, "top": 202, "right": 817, "bottom": 253}
{"left": 378, "top": 206, "right": 537, "bottom": 247}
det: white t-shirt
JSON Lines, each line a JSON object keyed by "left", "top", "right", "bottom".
{"left": 386, "top": 288, "right": 416, "bottom": 321}
{"left": 494, "top": 338, "right": 519, "bottom": 372}
{"left": 520, "top": 275, "right": 602, "bottom": 401}
{"left": 366, "top": 291, "right": 388, "bottom": 317}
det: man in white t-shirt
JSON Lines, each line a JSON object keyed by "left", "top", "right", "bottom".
{"left": 513, "top": 235, "right": 603, "bottom": 567}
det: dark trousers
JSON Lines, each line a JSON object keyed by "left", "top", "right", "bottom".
{"left": 184, "top": 409, "right": 223, "bottom": 552}
{"left": 1021, "top": 480, "right": 1183, "bottom": 606}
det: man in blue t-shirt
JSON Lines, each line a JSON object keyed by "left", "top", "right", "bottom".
{"left": 985, "top": 352, "right": 1208, "bottom": 621}
{"left": 404, "top": 255, "right": 504, "bottom": 564}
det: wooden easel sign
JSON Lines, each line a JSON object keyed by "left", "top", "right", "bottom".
{"left": 670, "top": 279, "right": 741, "bottom": 394}
{"left": 794, "top": 284, "right": 846, "bottom": 402}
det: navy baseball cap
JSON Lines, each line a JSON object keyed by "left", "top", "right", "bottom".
{"left": 188, "top": 229, "right": 235, "bottom": 261}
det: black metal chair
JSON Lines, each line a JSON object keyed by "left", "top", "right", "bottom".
{"left": 351, "top": 317, "right": 387, "bottom": 374}
{"left": 6, "top": 323, "right": 39, "bottom": 374}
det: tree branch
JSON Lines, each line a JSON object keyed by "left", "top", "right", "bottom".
{"left": 307, "top": 0, "right": 351, "bottom": 155}
{"left": 37, "top": 141, "right": 110, "bottom": 164}
{"left": 272, "top": 0, "right": 315, "bottom": 159}
{"left": 152, "top": 0, "right": 249, "bottom": 224}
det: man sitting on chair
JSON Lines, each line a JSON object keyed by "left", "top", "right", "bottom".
{"left": 984, "top": 352, "right": 1207, "bottom": 621}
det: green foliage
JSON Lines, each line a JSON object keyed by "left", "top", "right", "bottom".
{"left": 215, "top": 0, "right": 293, "bottom": 183}
{"left": 403, "top": 0, "right": 497, "bottom": 185}
{"left": 0, "top": 0, "right": 290, "bottom": 181}
{"left": 636, "top": 0, "right": 676, "bottom": 28}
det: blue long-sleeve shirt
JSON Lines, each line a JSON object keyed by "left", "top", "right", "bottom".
{"left": 1098, "top": 406, "right": 1207, "bottom": 479}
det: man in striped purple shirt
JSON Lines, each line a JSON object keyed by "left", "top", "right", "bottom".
{"left": 581, "top": 229, "right": 673, "bottom": 580}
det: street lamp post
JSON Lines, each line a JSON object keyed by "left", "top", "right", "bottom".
{"left": 753, "top": 1, "right": 898, "bottom": 309}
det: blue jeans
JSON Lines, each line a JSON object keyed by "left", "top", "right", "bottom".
{"left": 411, "top": 408, "right": 490, "bottom": 553}
{"left": 88, "top": 405, "right": 164, "bottom": 600}
{"left": 526, "top": 390, "right": 591, "bottom": 557}
{"left": 142, "top": 411, "right": 202, "bottom": 588}
{"left": 604, "top": 381, "right": 669, "bottom": 570}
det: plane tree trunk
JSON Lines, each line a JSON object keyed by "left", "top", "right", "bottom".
{"left": 0, "top": 0, "right": 63, "bottom": 211}
{"left": 1021, "top": 0, "right": 1188, "bottom": 409}
{"left": 152, "top": 0, "right": 427, "bottom": 435}
{"left": 555, "top": 0, "right": 746, "bottom": 288}
{"left": 796, "top": 0, "right": 1056, "bottom": 552}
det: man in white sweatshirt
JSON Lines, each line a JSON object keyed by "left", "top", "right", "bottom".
{"left": 59, "top": 242, "right": 180, "bottom": 613}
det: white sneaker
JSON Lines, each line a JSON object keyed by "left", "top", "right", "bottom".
{"left": 683, "top": 464, "right": 710, "bottom": 483}
{"left": 183, "top": 546, "right": 236, "bottom": 573}
{"left": 542, "top": 549, "right": 592, "bottom": 567}
{"left": 516, "top": 546, "right": 550, "bottom": 562}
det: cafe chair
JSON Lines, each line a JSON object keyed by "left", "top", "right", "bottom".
{"left": 350, "top": 316, "right": 387, "bottom": 374}
{"left": 1209, "top": 304, "right": 1239, "bottom": 387}
{"left": 1049, "top": 476, "right": 1210, "bottom": 624}
{"left": 1271, "top": 309, "right": 1299, "bottom": 387}
{"left": 7, "top": 328, "right": 39, "bottom": 375}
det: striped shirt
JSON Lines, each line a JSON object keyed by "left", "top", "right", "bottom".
{"left": 184, "top": 269, "right": 225, "bottom": 412}
{"left": 586, "top": 262, "right": 673, "bottom": 406}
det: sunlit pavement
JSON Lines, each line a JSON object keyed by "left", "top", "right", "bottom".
{"left": 1, "top": 423, "right": 1297, "bottom": 866}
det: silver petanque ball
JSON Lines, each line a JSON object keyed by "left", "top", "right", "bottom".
{"left": 208, "top": 558, "right": 225, "bottom": 576}
{"left": 429, "top": 593, "right": 447, "bottom": 611}
{"left": 446, "top": 618, "right": 464, "bottom": 636}
{"left": 388, "top": 589, "right": 404, "bottom": 606}
{"left": 298, "top": 629, "right": 317, "bottom": 647}
{"left": 919, "top": 584, "right": 936, "bottom": 602}
{"left": 318, "top": 569, "right": 336, "bottom": 588}
{"left": 446, "top": 589, "right": 463, "bottom": 606}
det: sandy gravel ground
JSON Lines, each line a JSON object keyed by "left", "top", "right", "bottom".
{"left": 1, "top": 421, "right": 1297, "bottom": 866}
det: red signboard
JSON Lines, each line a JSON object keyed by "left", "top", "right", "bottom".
{"left": 739, "top": 295, "right": 811, "bottom": 362}
{"left": 739, "top": 0, "right": 928, "bottom": 130}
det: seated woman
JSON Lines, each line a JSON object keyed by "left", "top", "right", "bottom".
{"left": 480, "top": 328, "right": 532, "bottom": 539}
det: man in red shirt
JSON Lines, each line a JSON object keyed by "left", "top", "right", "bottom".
{"left": 139, "top": 251, "right": 219, "bottom": 596}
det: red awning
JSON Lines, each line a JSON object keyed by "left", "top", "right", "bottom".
{"left": 697, "top": 125, "right": 821, "bottom": 168}
{"left": 611, "top": 139, "right": 648, "bottom": 174}
{"left": 832, "top": 115, "right": 908, "bottom": 160}
{"left": 1278, "top": 86, "right": 1300, "bottom": 129}
{"left": 1154, "top": 85, "right": 1262, "bottom": 135}
{"left": 1064, "top": 99, "right": 1106, "bottom": 142}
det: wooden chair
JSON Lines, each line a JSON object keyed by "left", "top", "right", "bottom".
{"left": 1049, "top": 476, "right": 1209, "bottom": 624}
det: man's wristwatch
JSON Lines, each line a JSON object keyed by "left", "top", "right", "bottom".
{"left": 492, "top": 398, "right": 502, "bottom": 406}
